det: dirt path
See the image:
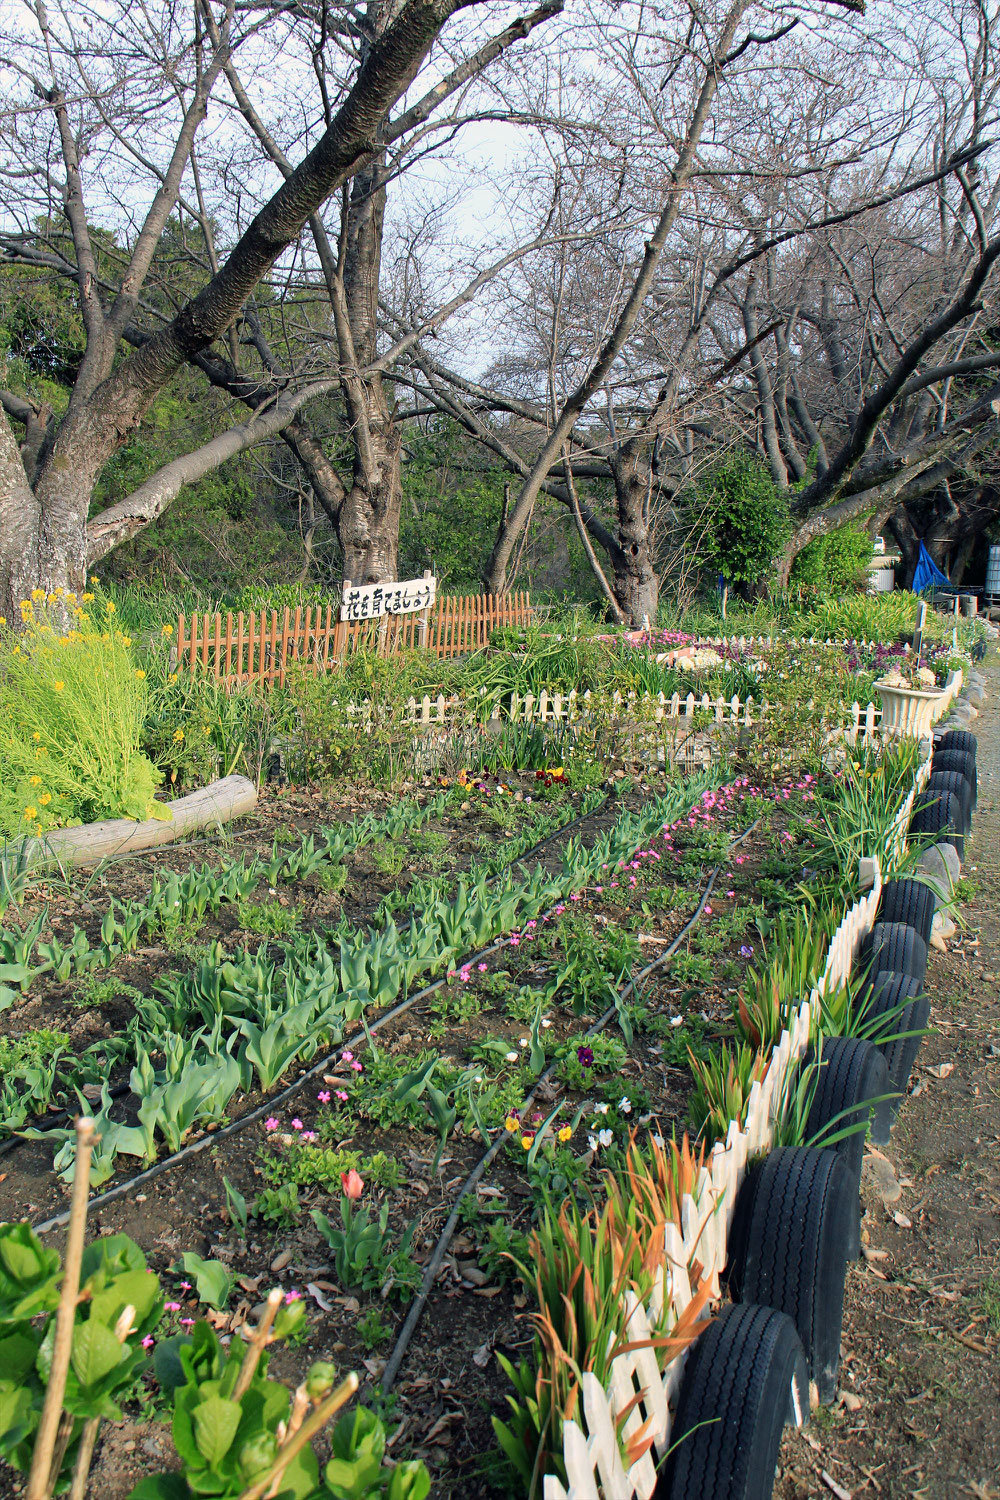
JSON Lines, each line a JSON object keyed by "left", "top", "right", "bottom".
{"left": 777, "top": 657, "right": 1000, "bottom": 1500}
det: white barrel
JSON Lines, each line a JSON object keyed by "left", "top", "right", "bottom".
{"left": 869, "top": 558, "right": 895, "bottom": 592}
{"left": 986, "top": 544, "right": 1000, "bottom": 599}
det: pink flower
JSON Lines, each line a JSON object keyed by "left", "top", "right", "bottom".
{"left": 264, "top": 1117, "right": 279, "bottom": 1131}
{"left": 350, "top": 1060, "right": 363, "bottom": 1072}
{"left": 303, "top": 1131, "right": 317, "bottom": 1142}
{"left": 284, "top": 1289, "right": 302, "bottom": 1304}
{"left": 341, "top": 1169, "right": 364, "bottom": 1200}
{"left": 704, "top": 905, "right": 712, "bottom": 916}
{"left": 141, "top": 1336, "right": 155, "bottom": 1350}
{"left": 570, "top": 892, "right": 580, "bottom": 901}
{"left": 477, "top": 963, "right": 487, "bottom": 972}
{"left": 335, "top": 1089, "right": 348, "bottom": 1102}
{"left": 165, "top": 1302, "right": 181, "bottom": 1312}
{"left": 509, "top": 936, "right": 520, "bottom": 946}
{"left": 341, "top": 1049, "right": 354, "bottom": 1063}
{"left": 180, "top": 1281, "right": 192, "bottom": 1291}
{"left": 291, "top": 1118, "right": 303, "bottom": 1130}
{"left": 318, "top": 1090, "right": 331, "bottom": 1104}
{"left": 726, "top": 889, "right": 735, "bottom": 897}
{"left": 180, "top": 1318, "right": 195, "bottom": 1327}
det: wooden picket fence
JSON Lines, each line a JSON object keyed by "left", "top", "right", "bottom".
{"left": 175, "top": 591, "right": 532, "bottom": 688}
{"left": 542, "top": 742, "right": 935, "bottom": 1500}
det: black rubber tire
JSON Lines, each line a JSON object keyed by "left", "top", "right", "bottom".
{"left": 931, "top": 748, "right": 977, "bottom": 809}
{"left": 926, "top": 771, "right": 972, "bottom": 832}
{"left": 806, "top": 1034, "right": 893, "bottom": 1167}
{"left": 876, "top": 994, "right": 931, "bottom": 1104}
{"left": 910, "top": 787, "right": 965, "bottom": 859}
{"left": 876, "top": 879, "right": 936, "bottom": 943}
{"left": 725, "top": 1147, "right": 853, "bottom": 1406}
{"left": 854, "top": 968, "right": 923, "bottom": 1034}
{"left": 936, "top": 728, "right": 977, "bottom": 759}
{"left": 857, "top": 921, "right": 928, "bottom": 984}
{"left": 655, "top": 1303, "right": 808, "bottom": 1500}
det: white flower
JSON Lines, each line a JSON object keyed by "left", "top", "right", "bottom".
{"left": 598, "top": 1128, "right": 613, "bottom": 1149}
{"left": 588, "top": 1132, "right": 599, "bottom": 1152}
{"left": 652, "top": 1134, "right": 665, "bottom": 1148}
{"left": 519, "top": 1037, "right": 528, "bottom": 1048}
{"left": 618, "top": 1096, "right": 632, "bottom": 1115}
{"left": 594, "top": 1101, "right": 609, "bottom": 1115}
{"left": 670, "top": 1015, "right": 684, "bottom": 1028}
{"left": 541, "top": 1018, "right": 552, "bottom": 1029}
{"left": 505, "top": 1051, "right": 518, "bottom": 1063}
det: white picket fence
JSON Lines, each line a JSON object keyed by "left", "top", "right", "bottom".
{"left": 542, "top": 740, "right": 934, "bottom": 1500}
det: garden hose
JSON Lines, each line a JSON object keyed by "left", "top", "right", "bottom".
{"left": 380, "top": 818, "right": 761, "bottom": 1395}
{"left": 29, "top": 788, "right": 623, "bottom": 1233}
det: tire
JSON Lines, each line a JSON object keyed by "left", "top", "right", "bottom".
{"left": 876, "top": 879, "right": 936, "bottom": 943}
{"left": 806, "top": 1035, "right": 893, "bottom": 1170}
{"left": 654, "top": 1303, "right": 808, "bottom": 1500}
{"left": 931, "top": 749, "right": 977, "bottom": 809}
{"left": 925, "top": 772, "right": 972, "bottom": 832}
{"left": 910, "top": 787, "right": 965, "bottom": 859}
{"left": 854, "top": 968, "right": 923, "bottom": 1033}
{"left": 857, "top": 921, "right": 928, "bottom": 984}
{"left": 876, "top": 994, "right": 931, "bottom": 1106}
{"left": 935, "top": 728, "right": 977, "bottom": 759}
{"left": 725, "top": 1148, "right": 853, "bottom": 1405}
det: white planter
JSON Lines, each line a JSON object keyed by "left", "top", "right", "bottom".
{"left": 874, "top": 679, "right": 948, "bottom": 737}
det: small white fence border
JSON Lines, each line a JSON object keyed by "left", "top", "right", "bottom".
{"left": 541, "top": 744, "right": 937, "bottom": 1500}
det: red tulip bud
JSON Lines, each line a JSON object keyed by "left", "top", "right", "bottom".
{"left": 341, "top": 1169, "right": 364, "bottom": 1200}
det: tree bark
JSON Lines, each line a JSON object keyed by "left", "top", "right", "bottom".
{"left": 609, "top": 447, "right": 659, "bottom": 626}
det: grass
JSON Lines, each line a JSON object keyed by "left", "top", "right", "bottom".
{"left": 236, "top": 898, "right": 301, "bottom": 938}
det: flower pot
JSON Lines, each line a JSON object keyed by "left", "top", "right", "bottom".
{"left": 874, "top": 679, "right": 948, "bottom": 737}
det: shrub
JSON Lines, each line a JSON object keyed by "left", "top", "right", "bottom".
{"left": 0, "top": 589, "right": 166, "bottom": 837}
{"left": 694, "top": 452, "right": 790, "bottom": 588}
{"left": 790, "top": 523, "right": 872, "bottom": 594}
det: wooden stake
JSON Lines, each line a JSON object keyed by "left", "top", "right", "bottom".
{"left": 26, "top": 1118, "right": 96, "bottom": 1500}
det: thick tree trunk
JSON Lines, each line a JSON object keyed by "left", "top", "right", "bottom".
{"left": 610, "top": 449, "right": 659, "bottom": 627}
{"left": 338, "top": 412, "right": 403, "bottom": 583}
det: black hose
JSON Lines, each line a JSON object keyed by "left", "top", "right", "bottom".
{"left": 30, "top": 791, "right": 617, "bottom": 1234}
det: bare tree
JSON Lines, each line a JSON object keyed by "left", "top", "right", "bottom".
{"left": 0, "top": 0, "right": 563, "bottom": 615}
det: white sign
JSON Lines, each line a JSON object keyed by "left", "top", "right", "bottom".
{"left": 340, "top": 574, "right": 436, "bottom": 623}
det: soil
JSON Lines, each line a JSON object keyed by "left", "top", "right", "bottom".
{"left": 776, "top": 656, "right": 1000, "bottom": 1500}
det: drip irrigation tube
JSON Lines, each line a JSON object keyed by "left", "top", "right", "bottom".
{"left": 4, "top": 791, "right": 614, "bottom": 1169}
{"left": 380, "top": 820, "right": 760, "bottom": 1395}
{"left": 29, "top": 790, "right": 623, "bottom": 1233}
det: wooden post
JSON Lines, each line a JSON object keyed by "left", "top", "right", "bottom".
{"left": 418, "top": 568, "right": 432, "bottom": 651}
{"left": 912, "top": 598, "right": 927, "bottom": 660}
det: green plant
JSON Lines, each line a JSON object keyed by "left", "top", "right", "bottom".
{"left": 255, "top": 1183, "right": 301, "bottom": 1229}
{"left": 687, "top": 1041, "right": 768, "bottom": 1142}
{"left": 221, "top": 1177, "right": 248, "bottom": 1239}
{"left": 176, "top": 1252, "right": 236, "bottom": 1312}
{"left": 356, "top": 1309, "right": 392, "bottom": 1351}
{"left": 0, "top": 1027, "right": 71, "bottom": 1133}
{"left": 694, "top": 452, "right": 790, "bottom": 592}
{"left": 236, "top": 898, "right": 301, "bottom": 939}
{"left": 310, "top": 1195, "right": 419, "bottom": 1302}
{"left": 556, "top": 1032, "right": 628, "bottom": 1090}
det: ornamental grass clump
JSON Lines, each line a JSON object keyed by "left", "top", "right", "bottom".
{"left": 0, "top": 589, "right": 167, "bottom": 837}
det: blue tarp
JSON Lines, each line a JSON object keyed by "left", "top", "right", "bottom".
{"left": 911, "top": 541, "right": 950, "bottom": 593}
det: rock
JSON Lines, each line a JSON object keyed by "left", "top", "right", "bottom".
{"left": 936, "top": 839, "right": 962, "bottom": 885}
{"left": 965, "top": 684, "right": 985, "bottom": 705}
{"left": 931, "top": 907, "right": 957, "bottom": 949}
{"left": 914, "top": 846, "right": 955, "bottom": 903}
{"left": 893, "top": 1210, "right": 913, "bottom": 1228}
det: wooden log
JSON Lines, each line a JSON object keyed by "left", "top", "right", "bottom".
{"left": 10, "top": 775, "right": 258, "bottom": 871}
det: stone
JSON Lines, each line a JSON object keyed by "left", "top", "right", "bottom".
{"left": 914, "top": 846, "right": 954, "bottom": 904}
{"left": 864, "top": 1152, "right": 902, "bottom": 1205}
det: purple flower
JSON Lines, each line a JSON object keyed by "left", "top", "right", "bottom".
{"left": 577, "top": 1045, "right": 594, "bottom": 1069}
{"left": 739, "top": 944, "right": 754, "bottom": 958}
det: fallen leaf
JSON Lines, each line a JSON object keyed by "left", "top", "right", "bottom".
{"left": 893, "top": 1211, "right": 912, "bottom": 1228}
{"left": 925, "top": 1062, "right": 954, "bottom": 1079}
{"left": 473, "top": 1341, "right": 492, "bottom": 1368}
{"left": 306, "top": 1282, "right": 335, "bottom": 1312}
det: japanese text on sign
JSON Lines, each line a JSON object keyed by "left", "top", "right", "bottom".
{"left": 340, "top": 576, "right": 436, "bottom": 623}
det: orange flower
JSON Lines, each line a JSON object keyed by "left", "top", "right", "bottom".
{"left": 340, "top": 1169, "right": 364, "bottom": 1200}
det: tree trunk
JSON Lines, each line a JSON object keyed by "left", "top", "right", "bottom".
{"left": 610, "top": 449, "right": 659, "bottom": 626}
{"left": 338, "top": 410, "right": 403, "bottom": 583}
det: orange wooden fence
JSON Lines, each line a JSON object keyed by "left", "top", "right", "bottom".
{"left": 175, "top": 591, "right": 532, "bottom": 688}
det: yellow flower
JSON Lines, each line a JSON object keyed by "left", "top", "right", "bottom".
{"left": 58, "top": 636, "right": 69, "bottom": 646}
{"left": 0, "top": 617, "right": 6, "bottom": 627}
{"left": 32, "top": 731, "right": 40, "bottom": 741}
{"left": 65, "top": 591, "right": 76, "bottom": 603}
{"left": 23, "top": 807, "right": 37, "bottom": 821}
{"left": 53, "top": 680, "right": 65, "bottom": 692}
{"left": 168, "top": 672, "right": 178, "bottom": 683}
{"left": 162, "top": 623, "right": 174, "bottom": 636}
{"left": 135, "top": 668, "right": 146, "bottom": 680}
{"left": 90, "top": 575, "right": 98, "bottom": 585}
{"left": 31, "top": 589, "right": 46, "bottom": 601}
{"left": 203, "top": 725, "right": 211, "bottom": 735}
{"left": 504, "top": 1115, "right": 518, "bottom": 1133}
{"left": 39, "top": 792, "right": 51, "bottom": 805}
{"left": 520, "top": 1134, "right": 533, "bottom": 1151}
{"left": 558, "top": 1124, "right": 572, "bottom": 1143}
{"left": 82, "top": 592, "right": 94, "bottom": 602}
{"left": 29, "top": 775, "right": 41, "bottom": 786}
{"left": 105, "top": 601, "right": 115, "bottom": 613}
{"left": 121, "top": 636, "right": 132, "bottom": 647}
{"left": 47, "top": 592, "right": 60, "bottom": 604}
{"left": 173, "top": 728, "right": 185, "bottom": 742}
